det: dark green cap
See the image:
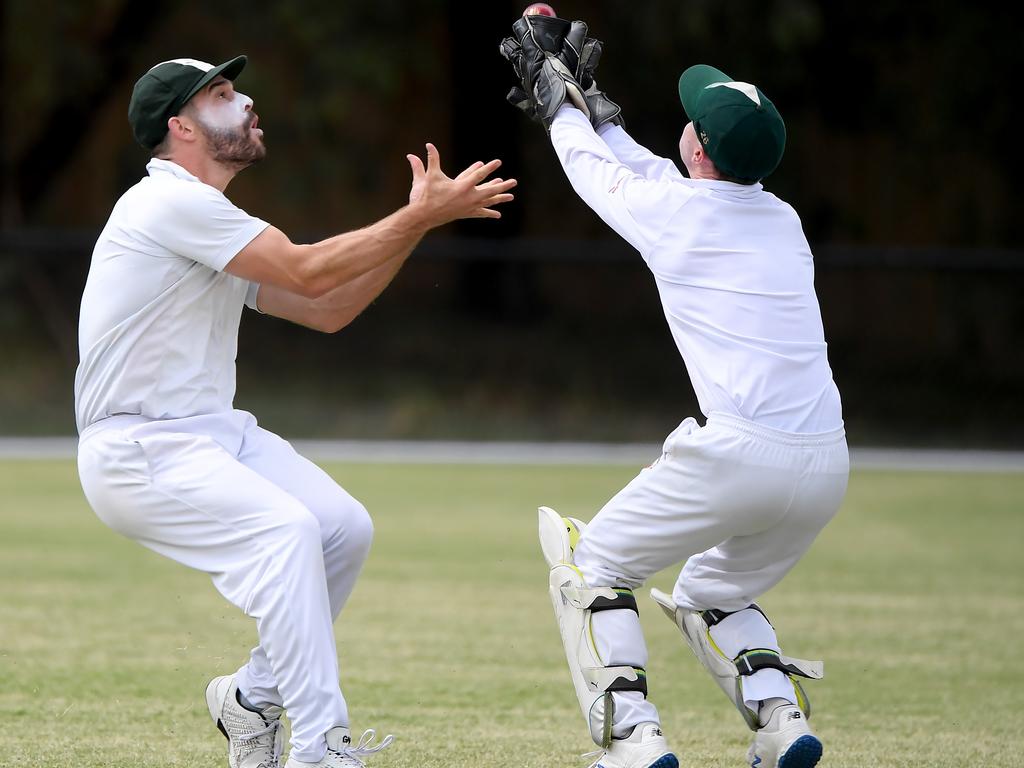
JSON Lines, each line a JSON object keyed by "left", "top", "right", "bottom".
{"left": 678, "top": 64, "right": 786, "bottom": 181}
{"left": 128, "top": 56, "right": 247, "bottom": 150}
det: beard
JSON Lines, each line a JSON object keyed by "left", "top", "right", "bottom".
{"left": 196, "top": 114, "right": 266, "bottom": 169}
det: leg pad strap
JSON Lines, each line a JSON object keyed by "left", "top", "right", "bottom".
{"left": 565, "top": 586, "right": 639, "bottom": 614}
{"left": 734, "top": 648, "right": 823, "bottom": 680}
{"left": 584, "top": 665, "right": 648, "bottom": 697}
{"left": 651, "top": 589, "right": 823, "bottom": 731}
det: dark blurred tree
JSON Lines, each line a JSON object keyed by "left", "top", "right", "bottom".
{"left": 2, "top": 0, "right": 169, "bottom": 366}
{"left": 1, "top": 0, "right": 1020, "bottom": 442}
{"left": 4, "top": 1, "right": 164, "bottom": 225}
{"left": 3, "top": 0, "right": 1018, "bottom": 248}
{"left": 449, "top": 0, "right": 536, "bottom": 322}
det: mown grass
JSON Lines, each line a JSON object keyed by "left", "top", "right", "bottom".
{"left": 1, "top": 460, "right": 1022, "bottom": 767}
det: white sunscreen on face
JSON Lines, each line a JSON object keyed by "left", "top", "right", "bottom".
{"left": 198, "top": 90, "right": 253, "bottom": 130}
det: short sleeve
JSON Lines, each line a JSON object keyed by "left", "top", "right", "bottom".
{"left": 140, "top": 180, "right": 269, "bottom": 272}
{"left": 244, "top": 282, "right": 263, "bottom": 313}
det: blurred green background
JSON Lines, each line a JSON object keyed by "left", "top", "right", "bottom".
{"left": 2, "top": 0, "right": 1021, "bottom": 445}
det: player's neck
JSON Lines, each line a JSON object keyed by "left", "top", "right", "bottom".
{"left": 682, "top": 160, "right": 720, "bottom": 181}
{"left": 161, "top": 150, "right": 239, "bottom": 192}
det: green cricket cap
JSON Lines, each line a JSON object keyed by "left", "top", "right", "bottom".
{"left": 128, "top": 55, "right": 247, "bottom": 149}
{"left": 678, "top": 64, "right": 786, "bottom": 182}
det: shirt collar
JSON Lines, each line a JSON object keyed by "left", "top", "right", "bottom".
{"left": 146, "top": 157, "right": 201, "bottom": 183}
{"left": 686, "top": 177, "right": 764, "bottom": 195}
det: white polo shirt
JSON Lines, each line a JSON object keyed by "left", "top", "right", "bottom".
{"left": 550, "top": 107, "right": 842, "bottom": 433}
{"left": 74, "top": 159, "right": 269, "bottom": 433}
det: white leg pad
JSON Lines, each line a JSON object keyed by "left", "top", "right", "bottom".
{"left": 540, "top": 507, "right": 648, "bottom": 747}
{"left": 651, "top": 589, "right": 822, "bottom": 731}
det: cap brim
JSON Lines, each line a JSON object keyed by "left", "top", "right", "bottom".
{"left": 181, "top": 55, "right": 247, "bottom": 105}
{"left": 678, "top": 64, "right": 732, "bottom": 120}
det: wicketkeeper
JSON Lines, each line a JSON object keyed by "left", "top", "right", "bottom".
{"left": 501, "top": 15, "right": 848, "bottom": 768}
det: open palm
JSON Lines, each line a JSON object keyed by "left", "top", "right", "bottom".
{"left": 406, "top": 143, "right": 517, "bottom": 225}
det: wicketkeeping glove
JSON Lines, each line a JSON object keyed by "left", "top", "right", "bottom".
{"left": 499, "top": 14, "right": 590, "bottom": 130}
{"left": 574, "top": 37, "right": 625, "bottom": 130}
{"left": 499, "top": 36, "right": 538, "bottom": 122}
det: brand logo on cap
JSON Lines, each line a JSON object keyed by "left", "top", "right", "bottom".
{"left": 150, "top": 58, "right": 214, "bottom": 73}
{"left": 706, "top": 81, "right": 761, "bottom": 106}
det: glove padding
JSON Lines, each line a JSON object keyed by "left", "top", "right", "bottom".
{"left": 499, "top": 16, "right": 623, "bottom": 131}
{"left": 499, "top": 14, "right": 590, "bottom": 130}
{"left": 574, "top": 37, "right": 624, "bottom": 130}
{"left": 499, "top": 35, "right": 537, "bottom": 121}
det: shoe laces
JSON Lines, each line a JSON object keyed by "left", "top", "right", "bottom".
{"left": 236, "top": 718, "right": 284, "bottom": 767}
{"left": 581, "top": 748, "right": 606, "bottom": 768}
{"left": 328, "top": 729, "right": 395, "bottom": 766}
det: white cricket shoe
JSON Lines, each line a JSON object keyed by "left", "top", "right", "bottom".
{"left": 746, "top": 704, "right": 822, "bottom": 768}
{"left": 584, "top": 723, "right": 679, "bottom": 768}
{"left": 206, "top": 675, "right": 285, "bottom": 768}
{"left": 283, "top": 726, "right": 394, "bottom": 768}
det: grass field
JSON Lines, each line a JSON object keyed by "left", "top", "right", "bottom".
{"left": 2, "top": 459, "right": 1022, "bottom": 767}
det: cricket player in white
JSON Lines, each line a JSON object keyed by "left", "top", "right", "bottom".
{"left": 75, "top": 55, "right": 516, "bottom": 768}
{"left": 502, "top": 17, "right": 847, "bottom": 768}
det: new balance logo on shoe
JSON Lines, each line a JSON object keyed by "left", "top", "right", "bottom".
{"left": 748, "top": 706, "right": 820, "bottom": 768}
{"left": 652, "top": 728, "right": 662, "bottom": 736}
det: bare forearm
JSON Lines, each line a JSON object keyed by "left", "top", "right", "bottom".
{"left": 227, "top": 144, "right": 515, "bottom": 303}
{"left": 298, "top": 205, "right": 429, "bottom": 298}
{"left": 308, "top": 249, "right": 410, "bottom": 331}
{"left": 255, "top": 249, "right": 411, "bottom": 333}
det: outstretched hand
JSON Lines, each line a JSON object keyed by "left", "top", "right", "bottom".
{"left": 406, "top": 143, "right": 517, "bottom": 228}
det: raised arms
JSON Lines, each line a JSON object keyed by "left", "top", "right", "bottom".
{"left": 226, "top": 144, "right": 515, "bottom": 331}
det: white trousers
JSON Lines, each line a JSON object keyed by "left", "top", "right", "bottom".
{"left": 77, "top": 410, "right": 373, "bottom": 763}
{"left": 573, "top": 412, "right": 849, "bottom": 737}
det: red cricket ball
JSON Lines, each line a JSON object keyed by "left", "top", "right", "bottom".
{"left": 523, "top": 3, "right": 557, "bottom": 17}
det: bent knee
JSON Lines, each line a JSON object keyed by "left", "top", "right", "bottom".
{"left": 319, "top": 497, "right": 374, "bottom": 556}
{"left": 276, "top": 505, "right": 323, "bottom": 551}
{"left": 343, "top": 501, "right": 374, "bottom": 554}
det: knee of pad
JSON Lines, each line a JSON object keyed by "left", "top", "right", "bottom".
{"left": 539, "top": 506, "right": 585, "bottom": 567}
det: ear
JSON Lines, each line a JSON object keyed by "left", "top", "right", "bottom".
{"left": 166, "top": 114, "right": 198, "bottom": 144}
{"left": 691, "top": 145, "right": 705, "bottom": 165}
